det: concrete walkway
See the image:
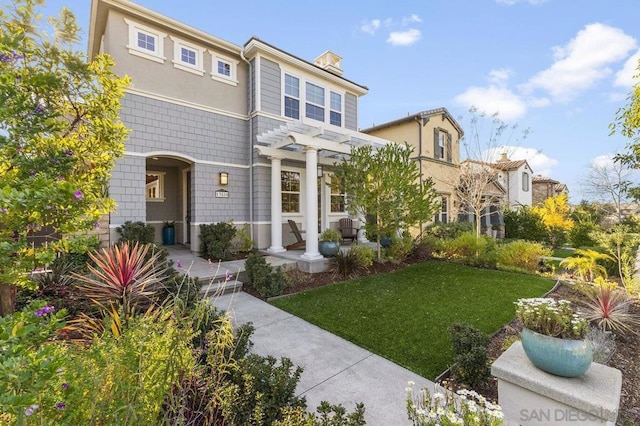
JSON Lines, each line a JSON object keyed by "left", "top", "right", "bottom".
{"left": 212, "top": 291, "right": 435, "bottom": 425}
{"left": 165, "top": 244, "right": 436, "bottom": 423}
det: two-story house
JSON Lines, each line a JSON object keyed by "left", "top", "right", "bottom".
{"left": 361, "top": 108, "right": 464, "bottom": 227}
{"left": 532, "top": 175, "right": 569, "bottom": 206}
{"left": 89, "top": 0, "right": 390, "bottom": 265}
{"left": 493, "top": 154, "right": 534, "bottom": 208}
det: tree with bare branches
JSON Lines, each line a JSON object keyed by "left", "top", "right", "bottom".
{"left": 582, "top": 156, "right": 634, "bottom": 222}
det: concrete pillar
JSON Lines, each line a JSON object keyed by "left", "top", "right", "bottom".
{"left": 267, "top": 156, "right": 285, "bottom": 253}
{"left": 301, "top": 147, "right": 322, "bottom": 260}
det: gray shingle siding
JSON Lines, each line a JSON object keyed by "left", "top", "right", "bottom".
{"left": 110, "top": 155, "right": 146, "bottom": 223}
{"left": 345, "top": 93, "right": 357, "bottom": 130}
{"left": 260, "top": 58, "right": 281, "bottom": 115}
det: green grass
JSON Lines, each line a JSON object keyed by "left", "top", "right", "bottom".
{"left": 271, "top": 261, "right": 554, "bottom": 379}
{"left": 552, "top": 248, "right": 575, "bottom": 258}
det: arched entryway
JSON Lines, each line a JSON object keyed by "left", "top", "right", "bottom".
{"left": 145, "top": 155, "right": 192, "bottom": 246}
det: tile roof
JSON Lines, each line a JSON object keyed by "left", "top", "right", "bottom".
{"left": 492, "top": 159, "right": 528, "bottom": 171}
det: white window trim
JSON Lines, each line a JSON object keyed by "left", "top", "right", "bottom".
{"left": 281, "top": 169, "right": 302, "bottom": 214}
{"left": 305, "top": 82, "right": 326, "bottom": 122}
{"left": 170, "top": 36, "right": 205, "bottom": 76}
{"left": 146, "top": 171, "right": 166, "bottom": 202}
{"left": 210, "top": 51, "right": 239, "bottom": 86}
{"left": 329, "top": 91, "right": 343, "bottom": 127}
{"left": 283, "top": 72, "right": 301, "bottom": 120}
{"left": 124, "top": 18, "right": 166, "bottom": 64}
{"left": 279, "top": 67, "right": 345, "bottom": 128}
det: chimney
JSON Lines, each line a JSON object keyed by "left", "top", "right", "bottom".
{"left": 313, "top": 51, "right": 343, "bottom": 76}
{"left": 498, "top": 152, "right": 509, "bottom": 162}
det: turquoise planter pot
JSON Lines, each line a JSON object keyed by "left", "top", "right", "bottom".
{"left": 380, "top": 236, "right": 392, "bottom": 248}
{"left": 162, "top": 227, "right": 175, "bottom": 245}
{"left": 521, "top": 327, "right": 593, "bottom": 377}
{"left": 318, "top": 241, "right": 340, "bottom": 257}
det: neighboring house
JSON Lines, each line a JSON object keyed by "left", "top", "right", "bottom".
{"left": 532, "top": 175, "right": 569, "bottom": 206}
{"left": 458, "top": 159, "right": 507, "bottom": 234}
{"left": 492, "top": 154, "right": 533, "bottom": 209}
{"left": 361, "top": 108, "right": 464, "bottom": 226}
{"left": 88, "top": 0, "right": 390, "bottom": 266}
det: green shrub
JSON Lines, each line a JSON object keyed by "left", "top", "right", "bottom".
{"left": 116, "top": 220, "right": 155, "bottom": 244}
{"left": 504, "top": 207, "right": 546, "bottom": 242}
{"left": 496, "top": 240, "right": 551, "bottom": 274}
{"left": 570, "top": 219, "right": 599, "bottom": 248}
{"left": 449, "top": 322, "right": 490, "bottom": 388}
{"left": 441, "top": 232, "right": 497, "bottom": 268}
{"left": 349, "top": 245, "right": 375, "bottom": 268}
{"left": 245, "top": 252, "right": 291, "bottom": 298}
{"left": 333, "top": 249, "right": 362, "bottom": 277}
{"left": 386, "top": 233, "right": 414, "bottom": 262}
{"left": 427, "top": 221, "right": 473, "bottom": 239}
{"left": 319, "top": 228, "right": 342, "bottom": 243}
{"left": 231, "top": 224, "right": 253, "bottom": 254}
{"left": 200, "top": 221, "right": 237, "bottom": 260}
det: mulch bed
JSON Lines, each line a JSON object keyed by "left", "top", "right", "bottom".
{"left": 245, "top": 253, "right": 640, "bottom": 425}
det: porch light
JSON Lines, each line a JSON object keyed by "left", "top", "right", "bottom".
{"left": 219, "top": 172, "right": 228, "bottom": 185}
{"left": 317, "top": 165, "right": 323, "bottom": 178}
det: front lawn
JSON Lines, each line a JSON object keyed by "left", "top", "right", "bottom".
{"left": 552, "top": 248, "right": 575, "bottom": 258}
{"left": 271, "top": 261, "right": 554, "bottom": 379}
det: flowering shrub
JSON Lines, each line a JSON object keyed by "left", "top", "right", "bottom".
{"left": 515, "top": 298, "right": 588, "bottom": 339}
{"left": 406, "top": 382, "right": 504, "bottom": 425}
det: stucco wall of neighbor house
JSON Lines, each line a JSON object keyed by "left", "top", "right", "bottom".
{"left": 103, "top": 9, "right": 247, "bottom": 116}
{"left": 507, "top": 165, "right": 533, "bottom": 208}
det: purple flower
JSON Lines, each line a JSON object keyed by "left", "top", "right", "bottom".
{"left": 175, "top": 260, "right": 182, "bottom": 268}
{"left": 0, "top": 51, "right": 22, "bottom": 63}
{"left": 55, "top": 402, "right": 66, "bottom": 409}
{"left": 29, "top": 170, "right": 35, "bottom": 176}
{"left": 225, "top": 270, "right": 232, "bottom": 282}
{"left": 93, "top": 221, "right": 100, "bottom": 229}
{"left": 63, "top": 149, "right": 73, "bottom": 156}
{"left": 34, "top": 103, "right": 45, "bottom": 114}
{"left": 34, "top": 306, "right": 55, "bottom": 317}
{"left": 74, "top": 190, "right": 83, "bottom": 199}
{"left": 24, "top": 404, "right": 39, "bottom": 416}
{"left": 58, "top": 176, "right": 65, "bottom": 181}
{"left": 62, "top": 382, "right": 69, "bottom": 389}
{"left": 0, "top": 207, "right": 6, "bottom": 214}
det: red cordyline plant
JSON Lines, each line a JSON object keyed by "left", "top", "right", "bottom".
{"left": 583, "top": 279, "right": 640, "bottom": 335}
{"left": 73, "top": 242, "right": 167, "bottom": 316}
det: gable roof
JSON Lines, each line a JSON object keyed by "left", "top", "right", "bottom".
{"left": 492, "top": 159, "right": 529, "bottom": 171}
{"left": 360, "top": 107, "right": 464, "bottom": 137}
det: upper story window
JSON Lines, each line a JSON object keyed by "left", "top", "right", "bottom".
{"left": 281, "top": 171, "right": 300, "bottom": 213}
{"left": 210, "top": 52, "right": 239, "bottom": 86}
{"left": 282, "top": 72, "right": 344, "bottom": 127}
{"left": 146, "top": 172, "right": 165, "bottom": 201}
{"left": 330, "top": 92, "right": 342, "bottom": 126}
{"left": 284, "top": 74, "right": 300, "bottom": 119}
{"left": 125, "top": 19, "right": 166, "bottom": 63}
{"left": 305, "top": 82, "right": 325, "bottom": 122}
{"left": 170, "top": 36, "right": 205, "bottom": 76}
{"left": 522, "top": 172, "right": 530, "bottom": 192}
{"left": 434, "top": 129, "right": 453, "bottom": 163}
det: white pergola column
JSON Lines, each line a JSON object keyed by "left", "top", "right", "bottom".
{"left": 301, "top": 146, "right": 322, "bottom": 260}
{"left": 267, "top": 156, "right": 286, "bottom": 253}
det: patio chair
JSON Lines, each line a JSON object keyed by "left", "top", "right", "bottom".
{"left": 338, "top": 218, "right": 359, "bottom": 244}
{"left": 286, "top": 220, "right": 306, "bottom": 250}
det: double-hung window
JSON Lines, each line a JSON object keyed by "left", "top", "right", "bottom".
{"left": 330, "top": 91, "right": 342, "bottom": 126}
{"left": 284, "top": 74, "right": 300, "bottom": 119}
{"left": 305, "top": 82, "right": 325, "bottom": 122}
{"left": 281, "top": 171, "right": 300, "bottom": 213}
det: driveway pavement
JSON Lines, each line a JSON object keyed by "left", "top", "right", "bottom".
{"left": 212, "top": 291, "right": 434, "bottom": 425}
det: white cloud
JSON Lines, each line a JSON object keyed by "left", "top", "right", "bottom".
{"left": 361, "top": 19, "right": 381, "bottom": 35}
{"left": 386, "top": 29, "right": 421, "bottom": 46}
{"left": 487, "top": 146, "right": 558, "bottom": 176}
{"left": 488, "top": 68, "right": 513, "bottom": 85}
{"left": 523, "top": 23, "right": 637, "bottom": 102}
{"left": 401, "top": 14, "right": 422, "bottom": 25}
{"left": 614, "top": 49, "right": 640, "bottom": 87}
{"left": 454, "top": 85, "right": 527, "bottom": 122}
{"left": 591, "top": 154, "right": 615, "bottom": 168}
{"left": 496, "top": 0, "right": 547, "bottom": 4}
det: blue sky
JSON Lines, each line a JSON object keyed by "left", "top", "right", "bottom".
{"left": 42, "top": 0, "right": 640, "bottom": 201}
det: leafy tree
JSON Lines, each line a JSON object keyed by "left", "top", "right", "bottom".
{"left": 531, "top": 193, "right": 574, "bottom": 248}
{"left": 611, "top": 58, "right": 640, "bottom": 199}
{"left": 333, "top": 143, "right": 439, "bottom": 259}
{"left": 0, "top": 0, "right": 130, "bottom": 315}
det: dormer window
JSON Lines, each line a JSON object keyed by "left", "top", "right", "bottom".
{"left": 170, "top": 36, "right": 205, "bottom": 75}
{"left": 125, "top": 19, "right": 166, "bottom": 63}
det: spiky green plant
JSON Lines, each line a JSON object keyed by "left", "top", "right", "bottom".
{"left": 583, "top": 280, "right": 640, "bottom": 335}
